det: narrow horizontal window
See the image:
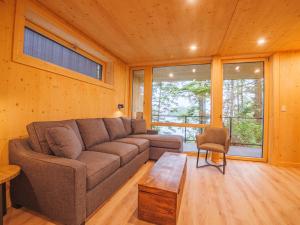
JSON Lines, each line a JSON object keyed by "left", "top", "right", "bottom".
{"left": 23, "top": 27, "right": 102, "bottom": 80}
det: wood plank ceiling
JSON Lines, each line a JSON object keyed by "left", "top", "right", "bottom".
{"left": 36, "top": 0, "right": 300, "bottom": 64}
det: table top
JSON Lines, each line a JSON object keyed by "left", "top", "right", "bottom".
{"left": 139, "top": 152, "right": 187, "bottom": 196}
{"left": 0, "top": 165, "right": 21, "bottom": 184}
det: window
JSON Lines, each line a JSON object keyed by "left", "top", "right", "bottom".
{"left": 23, "top": 27, "right": 103, "bottom": 80}
{"left": 151, "top": 64, "right": 211, "bottom": 152}
{"left": 152, "top": 64, "right": 211, "bottom": 124}
{"left": 131, "top": 70, "right": 144, "bottom": 119}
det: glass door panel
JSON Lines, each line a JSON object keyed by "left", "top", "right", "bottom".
{"left": 222, "top": 62, "right": 264, "bottom": 158}
{"left": 131, "top": 70, "right": 144, "bottom": 119}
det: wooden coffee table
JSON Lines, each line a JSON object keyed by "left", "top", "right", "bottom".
{"left": 138, "top": 152, "right": 187, "bottom": 225}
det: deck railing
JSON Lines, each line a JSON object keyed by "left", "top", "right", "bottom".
{"left": 152, "top": 115, "right": 263, "bottom": 147}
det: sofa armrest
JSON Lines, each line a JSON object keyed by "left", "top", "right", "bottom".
{"left": 147, "top": 129, "right": 158, "bottom": 135}
{"left": 9, "top": 138, "right": 86, "bottom": 225}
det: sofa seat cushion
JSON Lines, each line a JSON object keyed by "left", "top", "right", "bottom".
{"left": 115, "top": 138, "right": 149, "bottom": 153}
{"left": 27, "top": 119, "right": 85, "bottom": 155}
{"left": 129, "top": 134, "right": 183, "bottom": 149}
{"left": 89, "top": 142, "right": 139, "bottom": 166}
{"left": 199, "top": 143, "right": 225, "bottom": 153}
{"left": 77, "top": 151, "right": 120, "bottom": 191}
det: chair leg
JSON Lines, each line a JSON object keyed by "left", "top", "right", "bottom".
{"left": 205, "top": 150, "right": 209, "bottom": 163}
{"left": 196, "top": 148, "right": 200, "bottom": 167}
{"left": 223, "top": 153, "right": 226, "bottom": 174}
{"left": 196, "top": 151, "right": 227, "bottom": 175}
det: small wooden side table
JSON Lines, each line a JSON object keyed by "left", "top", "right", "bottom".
{"left": 0, "top": 165, "right": 21, "bottom": 225}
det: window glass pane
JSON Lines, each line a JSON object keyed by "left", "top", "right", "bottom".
{"left": 131, "top": 70, "right": 144, "bottom": 119}
{"left": 152, "top": 64, "right": 211, "bottom": 124}
{"left": 223, "top": 62, "right": 264, "bottom": 158}
{"left": 23, "top": 27, "right": 102, "bottom": 80}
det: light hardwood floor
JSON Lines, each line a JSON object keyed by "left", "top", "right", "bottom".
{"left": 4, "top": 157, "right": 300, "bottom": 225}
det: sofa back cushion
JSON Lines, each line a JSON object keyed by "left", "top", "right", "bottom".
{"left": 132, "top": 119, "right": 147, "bottom": 134}
{"left": 76, "top": 118, "right": 110, "bottom": 148}
{"left": 27, "top": 120, "right": 84, "bottom": 155}
{"left": 121, "top": 117, "right": 132, "bottom": 136}
{"left": 103, "top": 118, "right": 127, "bottom": 140}
{"left": 45, "top": 125, "right": 82, "bottom": 159}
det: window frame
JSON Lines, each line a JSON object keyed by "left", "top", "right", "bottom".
{"left": 23, "top": 22, "right": 106, "bottom": 81}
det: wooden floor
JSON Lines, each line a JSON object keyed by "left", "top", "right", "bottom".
{"left": 4, "top": 157, "right": 300, "bottom": 225}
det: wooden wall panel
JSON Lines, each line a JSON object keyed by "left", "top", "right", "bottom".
{"left": 0, "top": 0, "right": 129, "bottom": 165}
{"left": 269, "top": 51, "right": 300, "bottom": 166}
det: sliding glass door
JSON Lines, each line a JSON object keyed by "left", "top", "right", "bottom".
{"left": 222, "top": 62, "right": 264, "bottom": 158}
{"left": 151, "top": 64, "right": 211, "bottom": 152}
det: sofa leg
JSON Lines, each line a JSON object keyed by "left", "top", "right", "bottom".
{"left": 11, "top": 203, "right": 22, "bottom": 209}
{"left": 81, "top": 222, "right": 85, "bottom": 225}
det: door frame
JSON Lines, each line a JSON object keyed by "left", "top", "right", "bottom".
{"left": 219, "top": 57, "right": 270, "bottom": 162}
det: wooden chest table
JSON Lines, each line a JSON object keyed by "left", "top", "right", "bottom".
{"left": 138, "top": 152, "right": 187, "bottom": 225}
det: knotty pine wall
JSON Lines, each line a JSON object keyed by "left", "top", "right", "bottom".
{"left": 0, "top": 0, "right": 129, "bottom": 165}
{"left": 269, "top": 51, "right": 300, "bottom": 166}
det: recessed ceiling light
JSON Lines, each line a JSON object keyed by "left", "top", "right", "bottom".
{"left": 169, "top": 73, "right": 174, "bottom": 78}
{"left": 187, "top": 0, "right": 196, "bottom": 4}
{"left": 192, "top": 68, "right": 196, "bottom": 73}
{"left": 257, "top": 38, "right": 266, "bottom": 46}
{"left": 190, "top": 44, "right": 197, "bottom": 51}
{"left": 235, "top": 66, "right": 240, "bottom": 72}
{"left": 254, "top": 68, "right": 261, "bottom": 74}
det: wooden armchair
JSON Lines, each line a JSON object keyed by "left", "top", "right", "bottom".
{"left": 196, "top": 127, "right": 230, "bottom": 174}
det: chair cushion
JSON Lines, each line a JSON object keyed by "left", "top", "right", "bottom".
{"left": 115, "top": 138, "right": 149, "bottom": 153}
{"left": 27, "top": 119, "right": 84, "bottom": 155}
{"left": 76, "top": 118, "right": 110, "bottom": 148}
{"left": 103, "top": 118, "right": 127, "bottom": 140}
{"left": 121, "top": 117, "right": 132, "bottom": 136}
{"left": 77, "top": 151, "right": 120, "bottom": 191}
{"left": 132, "top": 119, "right": 147, "bottom": 134}
{"left": 129, "top": 134, "right": 183, "bottom": 149}
{"left": 45, "top": 125, "right": 82, "bottom": 159}
{"left": 199, "top": 143, "right": 225, "bottom": 153}
{"left": 89, "top": 142, "right": 139, "bottom": 166}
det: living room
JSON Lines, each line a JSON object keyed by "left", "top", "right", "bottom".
{"left": 0, "top": 0, "right": 300, "bottom": 225}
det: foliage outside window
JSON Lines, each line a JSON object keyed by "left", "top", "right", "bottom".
{"left": 152, "top": 64, "right": 211, "bottom": 124}
{"left": 152, "top": 64, "right": 211, "bottom": 145}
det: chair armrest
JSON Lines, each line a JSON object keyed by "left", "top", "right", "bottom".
{"left": 9, "top": 138, "right": 86, "bottom": 225}
{"left": 147, "top": 129, "right": 158, "bottom": 135}
{"left": 196, "top": 133, "right": 207, "bottom": 148}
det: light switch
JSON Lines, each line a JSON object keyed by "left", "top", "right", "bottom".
{"left": 281, "top": 105, "right": 287, "bottom": 112}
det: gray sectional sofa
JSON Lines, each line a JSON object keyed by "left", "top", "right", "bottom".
{"left": 9, "top": 117, "right": 183, "bottom": 225}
